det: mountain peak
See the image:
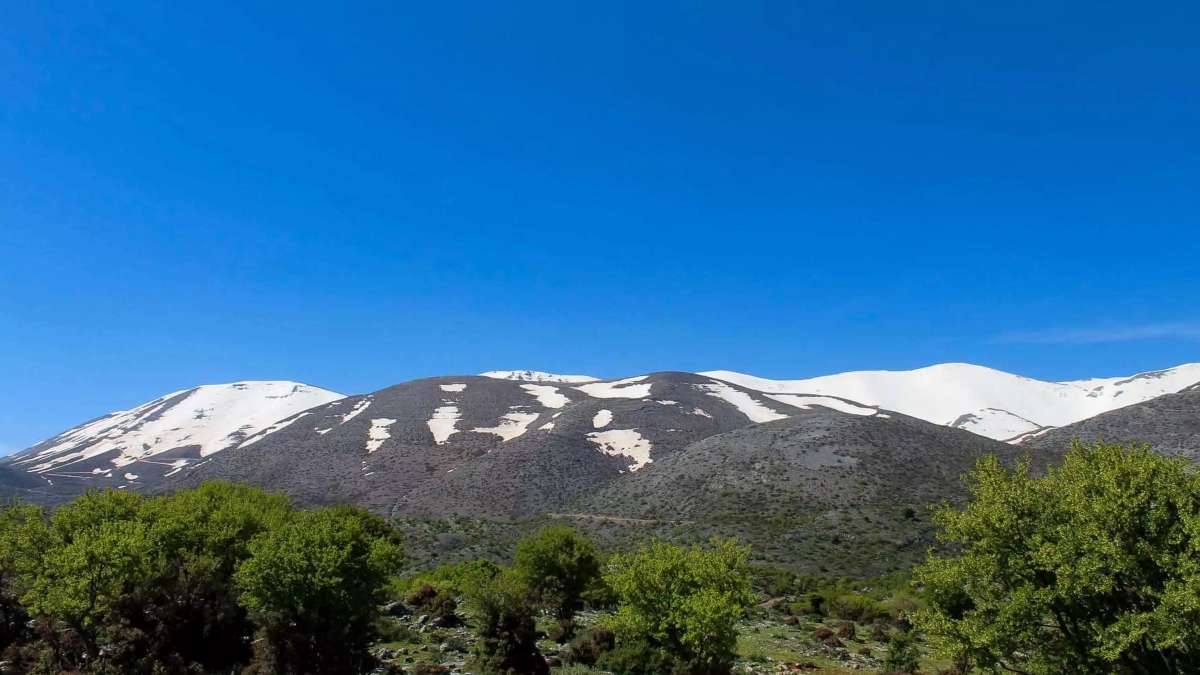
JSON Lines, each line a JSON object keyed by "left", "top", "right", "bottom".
{"left": 479, "top": 370, "right": 599, "bottom": 383}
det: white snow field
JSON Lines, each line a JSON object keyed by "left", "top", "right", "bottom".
{"left": 12, "top": 381, "right": 344, "bottom": 473}
{"left": 704, "top": 363, "right": 1200, "bottom": 441}
{"left": 481, "top": 370, "right": 598, "bottom": 383}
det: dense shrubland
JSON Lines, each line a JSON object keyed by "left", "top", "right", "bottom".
{"left": 0, "top": 441, "right": 1197, "bottom": 674}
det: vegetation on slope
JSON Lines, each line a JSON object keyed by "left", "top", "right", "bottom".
{"left": 0, "top": 441, "right": 1197, "bottom": 674}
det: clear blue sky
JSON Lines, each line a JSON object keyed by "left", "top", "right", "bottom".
{"left": 2, "top": 2, "right": 1198, "bottom": 452}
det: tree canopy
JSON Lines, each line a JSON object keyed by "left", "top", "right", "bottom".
{"left": 603, "top": 538, "right": 753, "bottom": 675}
{"left": 915, "top": 441, "right": 1200, "bottom": 674}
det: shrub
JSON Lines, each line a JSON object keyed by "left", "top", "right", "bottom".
{"left": 463, "top": 570, "right": 547, "bottom": 675}
{"left": 595, "top": 639, "right": 681, "bottom": 675}
{"left": 513, "top": 526, "right": 602, "bottom": 620}
{"left": 883, "top": 630, "right": 919, "bottom": 673}
{"left": 407, "top": 584, "right": 439, "bottom": 608}
{"left": 605, "top": 539, "right": 753, "bottom": 675}
{"left": 826, "top": 593, "right": 885, "bottom": 623}
{"left": 564, "top": 626, "right": 615, "bottom": 666}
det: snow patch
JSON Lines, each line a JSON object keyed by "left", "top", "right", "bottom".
{"left": 339, "top": 398, "right": 372, "bottom": 424}
{"left": 238, "top": 412, "right": 313, "bottom": 449}
{"left": 427, "top": 406, "right": 461, "bottom": 444}
{"left": 768, "top": 394, "right": 876, "bottom": 416}
{"left": 692, "top": 408, "right": 712, "bottom": 418}
{"left": 473, "top": 411, "right": 541, "bottom": 442}
{"left": 575, "top": 376, "right": 652, "bottom": 399}
{"left": 593, "top": 409, "right": 613, "bottom": 428}
{"left": 123, "top": 473, "right": 138, "bottom": 480}
{"left": 695, "top": 382, "right": 787, "bottom": 423}
{"left": 366, "top": 418, "right": 397, "bottom": 453}
{"left": 162, "top": 460, "right": 189, "bottom": 478}
{"left": 440, "top": 383, "right": 467, "bottom": 392}
{"left": 521, "top": 384, "right": 570, "bottom": 409}
{"left": 587, "top": 429, "right": 653, "bottom": 471}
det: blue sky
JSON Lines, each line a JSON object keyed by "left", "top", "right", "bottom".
{"left": 2, "top": 1, "right": 1198, "bottom": 451}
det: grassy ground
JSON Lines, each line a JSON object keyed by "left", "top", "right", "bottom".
{"left": 370, "top": 603, "right": 948, "bottom": 674}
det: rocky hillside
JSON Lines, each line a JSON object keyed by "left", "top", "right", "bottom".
{"left": 174, "top": 372, "right": 870, "bottom": 517}
{"left": 571, "top": 408, "right": 1061, "bottom": 573}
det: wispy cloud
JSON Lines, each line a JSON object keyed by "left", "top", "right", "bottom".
{"left": 995, "top": 322, "right": 1200, "bottom": 345}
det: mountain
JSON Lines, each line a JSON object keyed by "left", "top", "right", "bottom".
{"left": 0, "top": 381, "right": 343, "bottom": 503}
{"left": 570, "top": 408, "right": 1062, "bottom": 574}
{"left": 173, "top": 372, "right": 878, "bottom": 517}
{"left": 705, "top": 363, "right": 1200, "bottom": 441}
{"left": 7, "top": 363, "right": 1194, "bottom": 575}
{"left": 1023, "top": 383, "right": 1200, "bottom": 458}
{"left": 479, "top": 370, "right": 599, "bottom": 383}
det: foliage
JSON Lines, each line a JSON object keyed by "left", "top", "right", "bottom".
{"left": 395, "top": 558, "right": 500, "bottom": 599}
{"left": 915, "top": 441, "right": 1200, "bottom": 674}
{"left": 462, "top": 569, "right": 548, "bottom": 675}
{"left": 603, "top": 539, "right": 753, "bottom": 675}
{"left": 513, "top": 525, "right": 603, "bottom": 620}
{"left": 564, "top": 626, "right": 616, "bottom": 666}
{"left": 0, "top": 483, "right": 404, "bottom": 674}
{"left": 236, "top": 505, "right": 404, "bottom": 674}
{"left": 883, "top": 630, "right": 920, "bottom": 673}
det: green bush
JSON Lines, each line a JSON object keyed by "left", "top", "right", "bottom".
{"left": 0, "top": 483, "right": 403, "bottom": 675}
{"left": 916, "top": 442, "right": 1200, "bottom": 674}
{"left": 463, "top": 570, "right": 547, "bottom": 675}
{"left": 826, "top": 592, "right": 886, "bottom": 623}
{"left": 513, "top": 525, "right": 602, "bottom": 620}
{"left": 604, "top": 539, "right": 753, "bottom": 675}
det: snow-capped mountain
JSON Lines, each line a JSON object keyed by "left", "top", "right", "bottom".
{"left": 479, "top": 370, "right": 600, "bottom": 383}
{"left": 5, "top": 381, "right": 343, "bottom": 494}
{"left": 6, "top": 362, "right": 1199, "bottom": 509}
{"left": 703, "top": 363, "right": 1200, "bottom": 441}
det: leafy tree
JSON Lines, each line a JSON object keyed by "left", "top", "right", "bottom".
{"left": 235, "top": 505, "right": 404, "bottom": 675}
{"left": 122, "top": 481, "right": 292, "bottom": 671}
{"left": 20, "top": 491, "right": 154, "bottom": 667}
{"left": 513, "top": 525, "right": 602, "bottom": 620}
{"left": 0, "top": 502, "right": 45, "bottom": 654}
{"left": 463, "top": 569, "right": 548, "bottom": 675}
{"left": 602, "top": 539, "right": 752, "bottom": 675}
{"left": 915, "top": 442, "right": 1200, "bottom": 674}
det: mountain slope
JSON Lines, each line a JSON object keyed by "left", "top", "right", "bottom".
{"left": 1023, "top": 384, "right": 1200, "bottom": 458}
{"left": 1, "top": 381, "right": 343, "bottom": 502}
{"left": 573, "top": 408, "right": 1062, "bottom": 573}
{"left": 175, "top": 372, "right": 884, "bottom": 517}
{"left": 704, "top": 363, "right": 1200, "bottom": 440}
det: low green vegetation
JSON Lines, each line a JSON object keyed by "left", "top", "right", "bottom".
{"left": 0, "top": 482, "right": 402, "bottom": 674}
{"left": 0, "top": 441, "right": 1196, "bottom": 674}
